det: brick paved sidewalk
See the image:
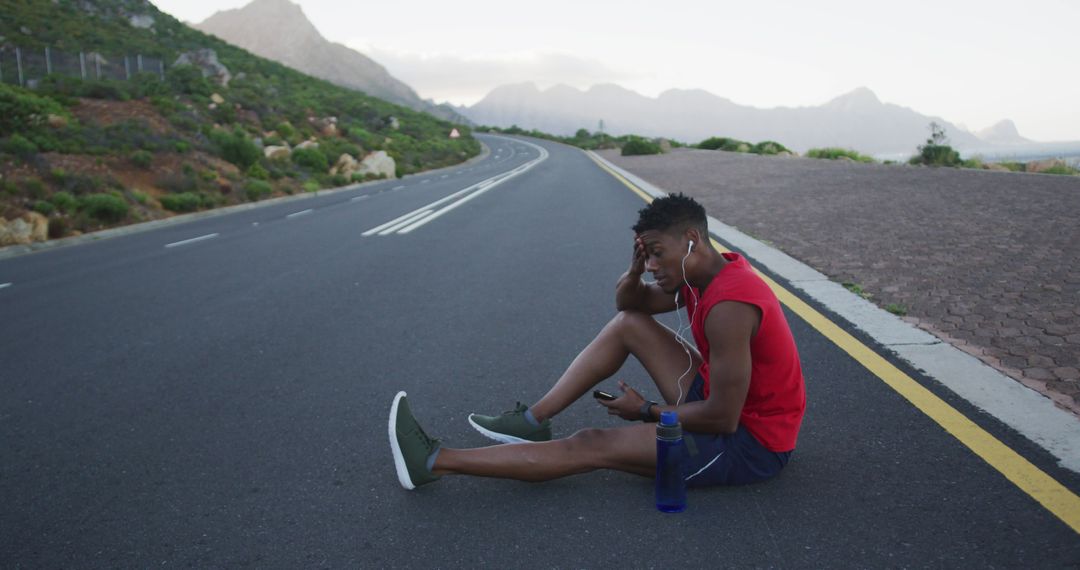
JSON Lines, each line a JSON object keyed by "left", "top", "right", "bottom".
{"left": 601, "top": 148, "right": 1080, "bottom": 414}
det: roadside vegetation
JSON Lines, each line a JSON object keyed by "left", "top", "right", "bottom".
{"left": 0, "top": 0, "right": 478, "bottom": 243}
{"left": 480, "top": 125, "right": 684, "bottom": 155}
{"left": 488, "top": 120, "right": 1080, "bottom": 179}
{"left": 806, "top": 148, "right": 876, "bottom": 163}
{"left": 698, "top": 137, "right": 791, "bottom": 156}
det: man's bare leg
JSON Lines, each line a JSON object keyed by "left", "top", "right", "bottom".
{"left": 433, "top": 423, "right": 657, "bottom": 481}
{"left": 528, "top": 310, "right": 702, "bottom": 422}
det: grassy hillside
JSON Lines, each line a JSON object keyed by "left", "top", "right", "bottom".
{"left": 0, "top": 0, "right": 480, "bottom": 241}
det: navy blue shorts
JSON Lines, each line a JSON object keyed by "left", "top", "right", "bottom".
{"left": 679, "top": 375, "right": 792, "bottom": 487}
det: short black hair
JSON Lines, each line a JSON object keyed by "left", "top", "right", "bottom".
{"left": 632, "top": 193, "right": 707, "bottom": 235}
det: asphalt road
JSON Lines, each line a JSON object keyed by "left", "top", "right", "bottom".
{"left": 1, "top": 134, "right": 1078, "bottom": 567}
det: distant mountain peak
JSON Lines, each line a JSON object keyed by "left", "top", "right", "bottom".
{"left": 195, "top": 0, "right": 470, "bottom": 123}
{"left": 977, "top": 119, "right": 1029, "bottom": 144}
{"left": 826, "top": 87, "right": 882, "bottom": 110}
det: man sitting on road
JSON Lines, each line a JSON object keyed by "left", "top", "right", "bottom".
{"left": 389, "top": 193, "right": 806, "bottom": 489}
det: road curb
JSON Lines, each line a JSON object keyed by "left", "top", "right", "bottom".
{"left": 588, "top": 149, "right": 1080, "bottom": 474}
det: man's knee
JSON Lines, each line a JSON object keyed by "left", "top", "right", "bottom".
{"left": 565, "top": 427, "right": 608, "bottom": 457}
{"left": 608, "top": 309, "right": 653, "bottom": 335}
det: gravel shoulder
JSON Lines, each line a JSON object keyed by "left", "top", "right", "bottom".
{"left": 601, "top": 148, "right": 1080, "bottom": 414}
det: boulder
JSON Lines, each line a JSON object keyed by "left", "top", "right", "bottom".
{"left": 264, "top": 145, "right": 291, "bottom": 160}
{"left": 388, "top": 116, "right": 400, "bottom": 130}
{"left": 210, "top": 93, "right": 225, "bottom": 105}
{"left": 658, "top": 139, "right": 673, "bottom": 153}
{"left": 1026, "top": 159, "right": 1066, "bottom": 173}
{"left": 295, "top": 140, "right": 320, "bottom": 150}
{"left": 46, "top": 114, "right": 68, "bottom": 129}
{"left": 173, "top": 49, "right": 232, "bottom": 87}
{"left": 0, "top": 212, "right": 49, "bottom": 246}
{"left": 330, "top": 153, "right": 360, "bottom": 177}
{"left": 355, "top": 151, "right": 396, "bottom": 180}
{"left": 128, "top": 14, "right": 154, "bottom": 29}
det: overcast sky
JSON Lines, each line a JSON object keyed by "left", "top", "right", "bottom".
{"left": 153, "top": 0, "right": 1079, "bottom": 142}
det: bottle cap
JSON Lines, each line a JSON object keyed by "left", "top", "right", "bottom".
{"left": 659, "top": 411, "right": 678, "bottom": 426}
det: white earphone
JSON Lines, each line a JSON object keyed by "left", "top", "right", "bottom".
{"left": 688, "top": 239, "right": 695, "bottom": 253}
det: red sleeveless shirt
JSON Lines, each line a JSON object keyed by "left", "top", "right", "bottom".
{"left": 682, "top": 252, "right": 806, "bottom": 452}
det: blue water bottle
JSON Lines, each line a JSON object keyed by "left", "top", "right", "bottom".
{"left": 655, "top": 411, "right": 687, "bottom": 513}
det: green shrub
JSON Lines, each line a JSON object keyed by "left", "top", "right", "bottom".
{"left": 24, "top": 178, "right": 46, "bottom": 199}
{"left": 806, "top": 147, "right": 876, "bottom": 163}
{"left": 159, "top": 192, "right": 203, "bottom": 212}
{"left": 276, "top": 122, "right": 297, "bottom": 141}
{"left": 303, "top": 180, "right": 321, "bottom": 193}
{"left": 166, "top": 65, "right": 213, "bottom": 97}
{"left": 210, "top": 128, "right": 261, "bottom": 169}
{"left": 130, "top": 150, "right": 153, "bottom": 169}
{"left": 174, "top": 141, "right": 191, "bottom": 153}
{"left": 292, "top": 147, "right": 329, "bottom": 171}
{"left": 910, "top": 144, "right": 961, "bottom": 167}
{"left": 127, "top": 190, "right": 147, "bottom": 204}
{"left": 697, "top": 137, "right": 750, "bottom": 152}
{"left": 1042, "top": 164, "right": 1079, "bottom": 175}
{"left": 910, "top": 122, "right": 962, "bottom": 167}
{"left": 247, "top": 162, "right": 270, "bottom": 180}
{"left": 0, "top": 83, "right": 66, "bottom": 135}
{"left": 621, "top": 138, "right": 663, "bottom": 156}
{"left": 2, "top": 134, "right": 39, "bottom": 157}
{"left": 80, "top": 193, "right": 129, "bottom": 222}
{"left": 245, "top": 180, "right": 273, "bottom": 201}
{"left": 750, "top": 141, "right": 789, "bottom": 155}
{"left": 33, "top": 200, "right": 55, "bottom": 215}
{"left": 78, "top": 80, "right": 131, "bottom": 101}
{"left": 50, "top": 191, "right": 78, "bottom": 213}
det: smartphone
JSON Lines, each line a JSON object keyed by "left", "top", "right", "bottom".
{"left": 593, "top": 390, "right": 617, "bottom": 401}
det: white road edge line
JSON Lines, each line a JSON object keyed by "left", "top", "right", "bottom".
{"left": 286, "top": 209, "right": 313, "bottom": 219}
{"left": 587, "top": 149, "right": 1080, "bottom": 474}
{"left": 164, "top": 233, "right": 219, "bottom": 248}
{"left": 361, "top": 137, "right": 549, "bottom": 237}
{"left": 392, "top": 185, "right": 405, "bottom": 190}
{"left": 376, "top": 210, "right": 434, "bottom": 236}
{"left": 0, "top": 282, "right": 12, "bottom": 289}
{"left": 351, "top": 195, "right": 370, "bottom": 202}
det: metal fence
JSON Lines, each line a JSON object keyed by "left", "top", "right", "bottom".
{"left": 0, "top": 46, "right": 164, "bottom": 87}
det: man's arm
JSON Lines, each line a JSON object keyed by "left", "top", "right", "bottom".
{"left": 686, "top": 301, "right": 757, "bottom": 433}
{"left": 615, "top": 237, "right": 680, "bottom": 314}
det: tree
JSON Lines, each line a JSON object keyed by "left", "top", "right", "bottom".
{"left": 911, "top": 122, "right": 961, "bottom": 167}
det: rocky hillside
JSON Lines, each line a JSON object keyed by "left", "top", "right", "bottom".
{"left": 195, "top": 0, "right": 470, "bottom": 125}
{"left": 0, "top": 0, "right": 480, "bottom": 247}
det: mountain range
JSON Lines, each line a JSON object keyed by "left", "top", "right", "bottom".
{"left": 461, "top": 83, "right": 1030, "bottom": 156}
{"left": 193, "top": 0, "right": 1072, "bottom": 158}
{"left": 194, "top": 0, "right": 469, "bottom": 124}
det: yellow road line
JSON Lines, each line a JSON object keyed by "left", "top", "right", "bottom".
{"left": 587, "top": 151, "right": 1080, "bottom": 534}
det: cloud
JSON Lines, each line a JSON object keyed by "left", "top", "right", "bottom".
{"left": 349, "top": 45, "right": 642, "bottom": 106}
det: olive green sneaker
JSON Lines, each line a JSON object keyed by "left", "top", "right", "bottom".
{"left": 389, "top": 391, "right": 441, "bottom": 490}
{"left": 467, "top": 402, "right": 552, "bottom": 444}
